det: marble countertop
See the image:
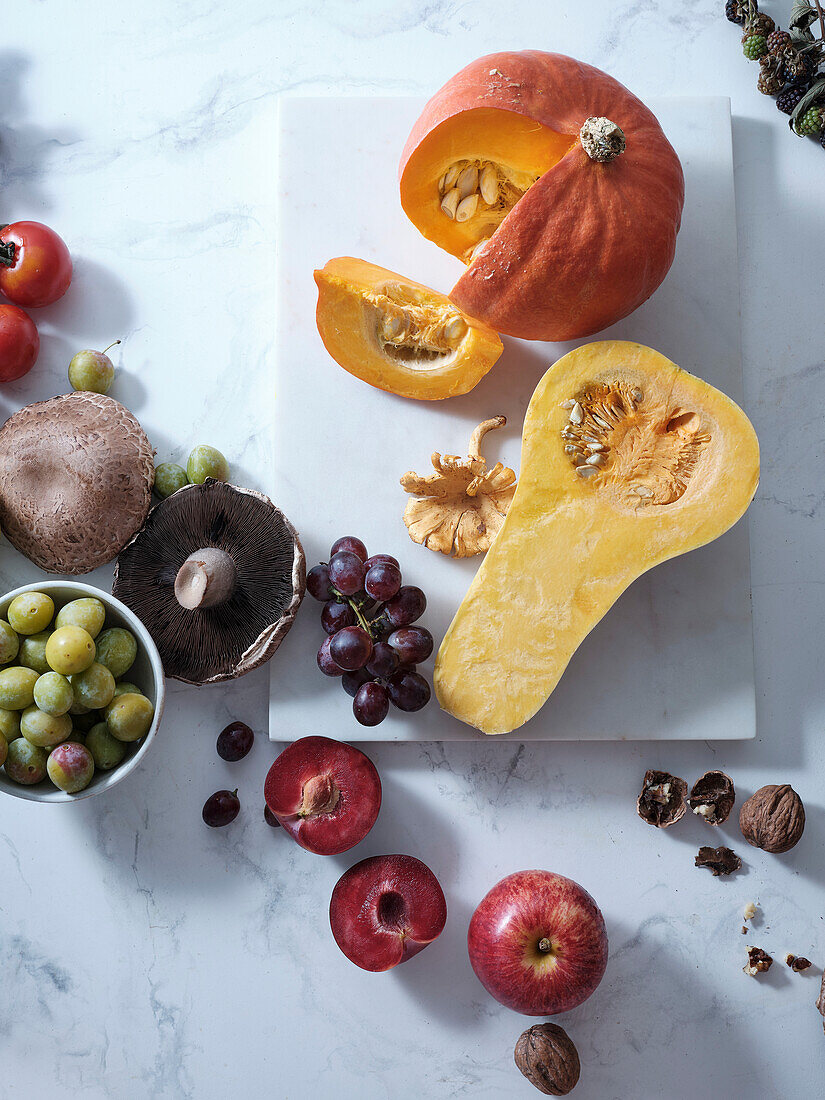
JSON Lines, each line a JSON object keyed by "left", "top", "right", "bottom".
{"left": 2, "top": 2, "right": 823, "bottom": 1097}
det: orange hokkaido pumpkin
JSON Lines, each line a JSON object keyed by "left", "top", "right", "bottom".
{"left": 399, "top": 52, "right": 685, "bottom": 342}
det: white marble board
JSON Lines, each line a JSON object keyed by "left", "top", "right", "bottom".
{"left": 270, "top": 96, "right": 755, "bottom": 742}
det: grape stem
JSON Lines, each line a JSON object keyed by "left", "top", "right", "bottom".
{"left": 331, "top": 586, "right": 381, "bottom": 639}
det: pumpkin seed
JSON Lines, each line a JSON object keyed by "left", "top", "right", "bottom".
{"left": 442, "top": 164, "right": 461, "bottom": 192}
{"left": 569, "top": 402, "right": 584, "bottom": 425}
{"left": 441, "top": 188, "right": 460, "bottom": 219}
{"left": 586, "top": 453, "right": 606, "bottom": 466}
{"left": 560, "top": 400, "right": 576, "bottom": 409}
{"left": 443, "top": 315, "right": 467, "bottom": 342}
{"left": 479, "top": 165, "right": 499, "bottom": 204}
{"left": 576, "top": 465, "right": 600, "bottom": 479}
{"left": 456, "top": 194, "right": 479, "bottom": 222}
{"left": 457, "top": 165, "right": 479, "bottom": 199}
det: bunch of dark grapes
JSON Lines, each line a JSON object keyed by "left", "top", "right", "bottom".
{"left": 307, "top": 536, "right": 433, "bottom": 726}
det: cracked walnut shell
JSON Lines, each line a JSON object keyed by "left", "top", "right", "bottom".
{"left": 688, "top": 770, "right": 735, "bottom": 825}
{"left": 739, "top": 784, "right": 805, "bottom": 854}
{"left": 514, "top": 1023, "right": 580, "bottom": 1096}
{"left": 637, "top": 769, "right": 688, "bottom": 828}
{"left": 400, "top": 416, "right": 516, "bottom": 557}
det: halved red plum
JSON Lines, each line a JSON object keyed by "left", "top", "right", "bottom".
{"left": 263, "top": 735, "right": 381, "bottom": 855}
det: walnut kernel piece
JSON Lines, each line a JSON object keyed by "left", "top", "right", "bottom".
{"left": 688, "top": 770, "right": 735, "bottom": 825}
{"left": 744, "top": 946, "right": 773, "bottom": 977}
{"left": 739, "top": 784, "right": 805, "bottom": 853}
{"left": 637, "top": 769, "right": 688, "bottom": 828}
{"left": 400, "top": 417, "right": 517, "bottom": 557}
{"left": 514, "top": 1023, "right": 580, "bottom": 1096}
{"left": 695, "top": 845, "right": 741, "bottom": 876}
{"left": 743, "top": 901, "right": 757, "bottom": 922}
{"left": 785, "top": 954, "right": 813, "bottom": 973}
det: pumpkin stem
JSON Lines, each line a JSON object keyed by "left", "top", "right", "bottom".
{"left": 580, "top": 117, "right": 626, "bottom": 163}
{"left": 468, "top": 416, "right": 507, "bottom": 460}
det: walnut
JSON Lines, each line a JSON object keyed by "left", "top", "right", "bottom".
{"left": 514, "top": 1023, "right": 580, "bottom": 1096}
{"left": 739, "top": 784, "right": 805, "bottom": 853}
{"left": 743, "top": 946, "right": 773, "bottom": 976}
{"left": 688, "top": 770, "right": 735, "bottom": 825}
{"left": 636, "top": 769, "right": 687, "bottom": 828}
{"left": 695, "top": 845, "right": 741, "bottom": 876}
{"left": 400, "top": 416, "right": 516, "bottom": 557}
{"left": 785, "top": 954, "right": 812, "bottom": 973}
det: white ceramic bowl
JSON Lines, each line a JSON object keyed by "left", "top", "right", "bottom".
{"left": 0, "top": 580, "right": 165, "bottom": 803}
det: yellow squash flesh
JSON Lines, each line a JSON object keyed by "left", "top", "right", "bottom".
{"left": 434, "top": 341, "right": 760, "bottom": 735}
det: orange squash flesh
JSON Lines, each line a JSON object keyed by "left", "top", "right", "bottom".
{"left": 314, "top": 257, "right": 503, "bottom": 401}
{"left": 434, "top": 341, "right": 760, "bottom": 736}
{"left": 399, "top": 52, "right": 685, "bottom": 342}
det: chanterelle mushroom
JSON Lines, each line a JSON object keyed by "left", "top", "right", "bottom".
{"left": 0, "top": 392, "right": 154, "bottom": 574}
{"left": 113, "top": 480, "right": 305, "bottom": 684}
{"left": 400, "top": 416, "right": 517, "bottom": 557}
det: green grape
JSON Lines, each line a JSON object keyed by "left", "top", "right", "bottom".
{"left": 0, "top": 620, "right": 20, "bottom": 664}
{"left": 46, "top": 742, "right": 95, "bottom": 793}
{"left": 86, "top": 722, "right": 127, "bottom": 771}
{"left": 33, "top": 672, "right": 74, "bottom": 716}
{"left": 0, "top": 708, "right": 21, "bottom": 742}
{"left": 154, "top": 462, "right": 189, "bottom": 499}
{"left": 95, "top": 628, "right": 137, "bottom": 679}
{"left": 70, "top": 662, "right": 115, "bottom": 709}
{"left": 45, "top": 627, "right": 96, "bottom": 676}
{"left": 55, "top": 598, "right": 106, "bottom": 639}
{"left": 0, "top": 666, "right": 39, "bottom": 710}
{"left": 19, "top": 631, "right": 53, "bottom": 675}
{"left": 186, "top": 445, "right": 229, "bottom": 485}
{"left": 20, "top": 705, "right": 72, "bottom": 748}
{"left": 68, "top": 343, "right": 118, "bottom": 394}
{"left": 7, "top": 592, "right": 55, "bottom": 635}
{"left": 106, "top": 693, "right": 154, "bottom": 742}
{"left": 4, "top": 738, "right": 47, "bottom": 785}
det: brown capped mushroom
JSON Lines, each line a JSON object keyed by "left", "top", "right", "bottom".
{"left": 113, "top": 479, "right": 305, "bottom": 684}
{"left": 0, "top": 392, "right": 154, "bottom": 574}
{"left": 400, "top": 416, "right": 516, "bottom": 557}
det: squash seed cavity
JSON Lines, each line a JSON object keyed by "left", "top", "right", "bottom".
{"left": 365, "top": 283, "right": 468, "bottom": 364}
{"left": 559, "top": 382, "right": 711, "bottom": 507}
{"left": 437, "top": 158, "right": 539, "bottom": 260}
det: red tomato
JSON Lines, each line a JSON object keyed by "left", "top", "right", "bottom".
{"left": 0, "top": 304, "right": 39, "bottom": 381}
{"left": 0, "top": 221, "right": 72, "bottom": 308}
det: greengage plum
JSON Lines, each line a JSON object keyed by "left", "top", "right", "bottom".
{"left": 94, "top": 628, "right": 137, "bottom": 679}
{"left": 45, "top": 626, "right": 95, "bottom": 675}
{"left": 20, "top": 705, "right": 72, "bottom": 748}
{"left": 18, "top": 631, "right": 52, "bottom": 674}
{"left": 8, "top": 592, "right": 54, "bottom": 635}
{"left": 47, "top": 742, "right": 95, "bottom": 793}
{"left": 187, "top": 445, "right": 228, "bottom": 485}
{"left": 33, "top": 671, "right": 74, "bottom": 716}
{"left": 0, "top": 666, "right": 39, "bottom": 710}
{"left": 55, "top": 598, "right": 106, "bottom": 639}
{"left": 85, "top": 722, "right": 127, "bottom": 771}
{"left": 0, "top": 620, "right": 19, "bottom": 664}
{"left": 4, "top": 737, "right": 47, "bottom": 784}
{"left": 106, "top": 693, "right": 154, "bottom": 742}
{"left": 0, "top": 708, "right": 20, "bottom": 741}
{"left": 70, "top": 662, "right": 115, "bottom": 709}
{"left": 154, "top": 462, "right": 189, "bottom": 499}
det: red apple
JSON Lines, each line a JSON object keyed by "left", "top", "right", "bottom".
{"left": 263, "top": 735, "right": 381, "bottom": 855}
{"left": 329, "top": 854, "right": 447, "bottom": 971}
{"left": 467, "top": 870, "right": 608, "bottom": 1015}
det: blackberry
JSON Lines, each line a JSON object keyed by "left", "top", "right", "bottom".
{"left": 793, "top": 106, "right": 824, "bottom": 136}
{"left": 782, "top": 48, "right": 815, "bottom": 84}
{"left": 742, "top": 34, "right": 768, "bottom": 61}
{"left": 766, "top": 29, "right": 792, "bottom": 55}
{"left": 744, "top": 11, "right": 775, "bottom": 37}
{"left": 776, "top": 83, "right": 809, "bottom": 114}
{"left": 725, "top": 0, "right": 745, "bottom": 24}
{"left": 757, "top": 70, "right": 784, "bottom": 96}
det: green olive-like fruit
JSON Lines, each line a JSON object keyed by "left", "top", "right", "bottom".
{"left": 7, "top": 592, "right": 55, "bottom": 635}
{"left": 86, "top": 722, "right": 127, "bottom": 771}
{"left": 4, "top": 737, "right": 47, "bottom": 785}
{"left": 45, "top": 627, "right": 96, "bottom": 676}
{"left": 19, "top": 631, "right": 53, "bottom": 675}
{"left": 55, "top": 598, "right": 106, "bottom": 639}
{"left": 106, "top": 693, "right": 154, "bottom": 742}
{"left": 68, "top": 343, "right": 118, "bottom": 394}
{"left": 0, "top": 666, "right": 40, "bottom": 710}
{"left": 70, "top": 662, "right": 115, "bottom": 710}
{"left": 186, "top": 445, "right": 229, "bottom": 485}
{"left": 20, "top": 705, "right": 72, "bottom": 748}
{"left": 0, "top": 620, "right": 20, "bottom": 664}
{"left": 154, "top": 462, "right": 189, "bottom": 499}
{"left": 46, "top": 741, "right": 95, "bottom": 793}
{"left": 33, "top": 672, "right": 74, "bottom": 716}
{"left": 94, "top": 628, "right": 137, "bottom": 679}
{"left": 0, "top": 708, "right": 21, "bottom": 742}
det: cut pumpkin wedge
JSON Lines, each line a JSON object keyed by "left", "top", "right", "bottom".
{"left": 314, "top": 257, "right": 503, "bottom": 401}
{"left": 434, "top": 341, "right": 760, "bottom": 736}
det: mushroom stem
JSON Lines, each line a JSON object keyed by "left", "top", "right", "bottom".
{"left": 468, "top": 416, "right": 507, "bottom": 460}
{"left": 174, "top": 547, "right": 237, "bottom": 610}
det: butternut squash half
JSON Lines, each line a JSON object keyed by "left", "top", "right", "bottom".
{"left": 434, "top": 341, "right": 759, "bottom": 736}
